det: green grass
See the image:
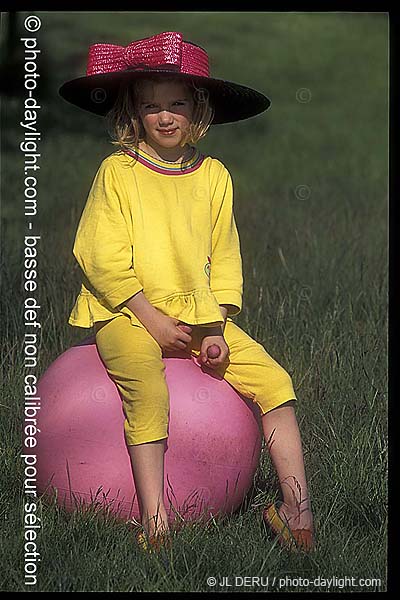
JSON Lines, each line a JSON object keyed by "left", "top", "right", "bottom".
{"left": 1, "top": 11, "right": 388, "bottom": 592}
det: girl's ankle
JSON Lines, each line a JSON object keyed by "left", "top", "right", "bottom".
{"left": 142, "top": 513, "right": 169, "bottom": 538}
{"left": 281, "top": 497, "right": 311, "bottom": 513}
{"left": 279, "top": 501, "right": 313, "bottom": 530}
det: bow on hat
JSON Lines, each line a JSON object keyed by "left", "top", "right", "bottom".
{"left": 86, "top": 31, "right": 210, "bottom": 78}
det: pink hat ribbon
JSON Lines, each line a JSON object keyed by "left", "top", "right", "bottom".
{"left": 86, "top": 31, "right": 210, "bottom": 78}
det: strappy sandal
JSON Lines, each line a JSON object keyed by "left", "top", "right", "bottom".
{"left": 263, "top": 502, "right": 314, "bottom": 552}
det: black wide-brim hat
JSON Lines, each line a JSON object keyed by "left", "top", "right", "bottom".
{"left": 59, "top": 31, "right": 271, "bottom": 125}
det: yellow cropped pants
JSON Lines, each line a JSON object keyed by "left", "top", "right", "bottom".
{"left": 94, "top": 316, "right": 297, "bottom": 446}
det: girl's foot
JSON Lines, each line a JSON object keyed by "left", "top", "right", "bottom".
{"left": 136, "top": 511, "right": 171, "bottom": 554}
{"left": 263, "top": 501, "right": 314, "bottom": 552}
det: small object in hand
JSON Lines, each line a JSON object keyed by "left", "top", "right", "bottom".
{"left": 207, "top": 344, "right": 221, "bottom": 359}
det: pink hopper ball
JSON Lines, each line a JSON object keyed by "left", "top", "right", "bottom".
{"left": 36, "top": 337, "right": 262, "bottom": 523}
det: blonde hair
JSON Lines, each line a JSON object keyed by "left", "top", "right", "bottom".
{"left": 106, "top": 75, "right": 214, "bottom": 151}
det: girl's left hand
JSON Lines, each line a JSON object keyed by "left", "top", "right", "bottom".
{"left": 199, "top": 335, "right": 229, "bottom": 369}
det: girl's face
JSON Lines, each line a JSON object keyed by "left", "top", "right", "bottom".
{"left": 138, "top": 80, "right": 194, "bottom": 150}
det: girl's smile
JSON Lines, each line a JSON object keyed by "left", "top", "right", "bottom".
{"left": 157, "top": 128, "right": 178, "bottom": 136}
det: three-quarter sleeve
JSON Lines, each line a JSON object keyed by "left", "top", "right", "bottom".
{"left": 209, "top": 165, "right": 243, "bottom": 316}
{"left": 72, "top": 159, "right": 143, "bottom": 310}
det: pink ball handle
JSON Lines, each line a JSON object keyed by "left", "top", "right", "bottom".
{"left": 207, "top": 344, "right": 221, "bottom": 359}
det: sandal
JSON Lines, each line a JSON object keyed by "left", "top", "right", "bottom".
{"left": 135, "top": 528, "right": 172, "bottom": 554}
{"left": 263, "top": 502, "right": 314, "bottom": 552}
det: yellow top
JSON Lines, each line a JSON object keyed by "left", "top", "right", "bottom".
{"left": 68, "top": 146, "right": 243, "bottom": 329}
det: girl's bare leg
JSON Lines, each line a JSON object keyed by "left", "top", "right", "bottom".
{"left": 261, "top": 400, "right": 313, "bottom": 531}
{"left": 128, "top": 402, "right": 313, "bottom": 537}
{"left": 128, "top": 440, "right": 169, "bottom": 537}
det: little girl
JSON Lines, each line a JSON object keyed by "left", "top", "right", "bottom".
{"left": 60, "top": 31, "right": 314, "bottom": 552}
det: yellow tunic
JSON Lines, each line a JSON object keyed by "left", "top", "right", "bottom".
{"left": 68, "top": 146, "right": 243, "bottom": 329}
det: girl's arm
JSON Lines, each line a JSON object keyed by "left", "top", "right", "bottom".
{"left": 219, "top": 304, "right": 228, "bottom": 323}
{"left": 209, "top": 165, "right": 243, "bottom": 317}
{"left": 121, "top": 291, "right": 192, "bottom": 353}
{"left": 205, "top": 304, "right": 229, "bottom": 335}
{"left": 72, "top": 159, "right": 143, "bottom": 310}
{"left": 121, "top": 290, "right": 160, "bottom": 329}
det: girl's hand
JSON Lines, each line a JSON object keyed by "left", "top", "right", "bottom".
{"left": 146, "top": 312, "right": 192, "bottom": 353}
{"left": 199, "top": 335, "right": 229, "bottom": 369}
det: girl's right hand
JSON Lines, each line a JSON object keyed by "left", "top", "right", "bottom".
{"left": 147, "top": 313, "right": 192, "bottom": 353}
